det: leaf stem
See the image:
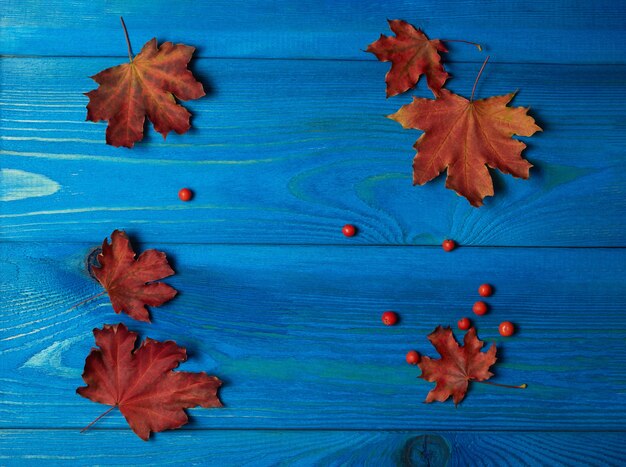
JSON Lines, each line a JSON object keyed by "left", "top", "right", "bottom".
{"left": 80, "top": 406, "right": 117, "bottom": 433}
{"left": 474, "top": 380, "right": 527, "bottom": 390}
{"left": 120, "top": 17, "right": 133, "bottom": 62}
{"left": 69, "top": 290, "right": 106, "bottom": 311}
{"left": 470, "top": 55, "right": 490, "bottom": 102}
{"left": 441, "top": 39, "right": 482, "bottom": 51}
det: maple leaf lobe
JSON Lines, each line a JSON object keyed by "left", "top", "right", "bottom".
{"left": 77, "top": 323, "right": 222, "bottom": 440}
{"left": 86, "top": 38, "right": 205, "bottom": 148}
{"left": 417, "top": 326, "right": 497, "bottom": 405}
{"left": 367, "top": 19, "right": 448, "bottom": 97}
{"left": 91, "top": 230, "right": 177, "bottom": 322}
{"left": 389, "top": 90, "right": 542, "bottom": 206}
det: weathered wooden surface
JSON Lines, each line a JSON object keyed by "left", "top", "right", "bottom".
{"left": 1, "top": 430, "right": 624, "bottom": 466}
{"left": 2, "top": 0, "right": 625, "bottom": 63}
{"left": 2, "top": 244, "right": 625, "bottom": 430}
{"left": 1, "top": 58, "right": 624, "bottom": 246}
{"left": 1, "top": 0, "right": 625, "bottom": 464}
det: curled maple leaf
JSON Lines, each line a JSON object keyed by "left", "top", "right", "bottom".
{"left": 389, "top": 86, "right": 542, "bottom": 207}
{"left": 85, "top": 18, "right": 205, "bottom": 148}
{"left": 366, "top": 19, "right": 450, "bottom": 97}
{"left": 418, "top": 326, "right": 497, "bottom": 404}
{"left": 91, "top": 230, "right": 177, "bottom": 322}
{"left": 78, "top": 323, "right": 222, "bottom": 440}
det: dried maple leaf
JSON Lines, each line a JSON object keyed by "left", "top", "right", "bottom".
{"left": 91, "top": 230, "right": 177, "bottom": 322}
{"left": 366, "top": 19, "right": 449, "bottom": 97}
{"left": 418, "top": 326, "right": 497, "bottom": 404}
{"left": 389, "top": 87, "right": 542, "bottom": 207}
{"left": 78, "top": 323, "right": 222, "bottom": 440}
{"left": 86, "top": 19, "right": 205, "bottom": 148}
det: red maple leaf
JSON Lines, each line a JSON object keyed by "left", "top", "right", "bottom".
{"left": 91, "top": 230, "right": 177, "bottom": 322}
{"left": 417, "top": 326, "right": 497, "bottom": 404}
{"left": 77, "top": 323, "right": 222, "bottom": 440}
{"left": 85, "top": 19, "right": 205, "bottom": 148}
{"left": 366, "top": 19, "right": 449, "bottom": 97}
{"left": 389, "top": 88, "right": 542, "bottom": 207}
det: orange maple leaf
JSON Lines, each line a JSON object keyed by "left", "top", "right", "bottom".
{"left": 78, "top": 323, "right": 222, "bottom": 440}
{"left": 418, "top": 326, "right": 497, "bottom": 404}
{"left": 389, "top": 88, "right": 542, "bottom": 206}
{"left": 92, "top": 230, "right": 177, "bottom": 322}
{"left": 86, "top": 28, "right": 205, "bottom": 148}
{"left": 366, "top": 19, "right": 449, "bottom": 97}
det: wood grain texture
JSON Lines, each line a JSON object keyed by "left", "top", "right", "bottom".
{"left": 0, "top": 429, "right": 624, "bottom": 466}
{"left": 2, "top": 59, "right": 625, "bottom": 246}
{"left": 2, "top": 243, "right": 625, "bottom": 430}
{"left": 2, "top": 0, "right": 626, "bottom": 462}
{"left": 1, "top": 0, "right": 625, "bottom": 64}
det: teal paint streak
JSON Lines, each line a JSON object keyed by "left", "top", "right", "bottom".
{"left": 538, "top": 163, "right": 596, "bottom": 193}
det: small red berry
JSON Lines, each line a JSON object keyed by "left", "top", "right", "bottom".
{"left": 499, "top": 321, "right": 515, "bottom": 337}
{"left": 381, "top": 311, "right": 398, "bottom": 326}
{"left": 178, "top": 188, "right": 193, "bottom": 202}
{"left": 442, "top": 239, "right": 456, "bottom": 252}
{"left": 342, "top": 224, "right": 356, "bottom": 237}
{"left": 458, "top": 317, "right": 471, "bottom": 330}
{"left": 473, "top": 301, "right": 488, "bottom": 316}
{"left": 406, "top": 350, "right": 420, "bottom": 365}
{"left": 478, "top": 284, "right": 493, "bottom": 297}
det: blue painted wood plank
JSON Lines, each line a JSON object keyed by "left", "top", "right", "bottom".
{"left": 1, "top": 59, "right": 625, "bottom": 246}
{"left": 1, "top": 1, "right": 623, "bottom": 463}
{"left": 0, "top": 429, "right": 624, "bottom": 466}
{"left": 2, "top": 243, "right": 625, "bottom": 430}
{"left": 1, "top": 0, "right": 625, "bottom": 63}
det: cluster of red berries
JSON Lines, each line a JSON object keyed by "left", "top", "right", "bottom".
{"left": 458, "top": 283, "right": 515, "bottom": 337}
{"left": 457, "top": 283, "right": 492, "bottom": 330}
{"left": 343, "top": 227, "right": 517, "bottom": 365}
{"left": 403, "top": 283, "right": 518, "bottom": 365}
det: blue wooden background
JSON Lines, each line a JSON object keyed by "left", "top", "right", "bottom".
{"left": 1, "top": 0, "right": 625, "bottom": 465}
